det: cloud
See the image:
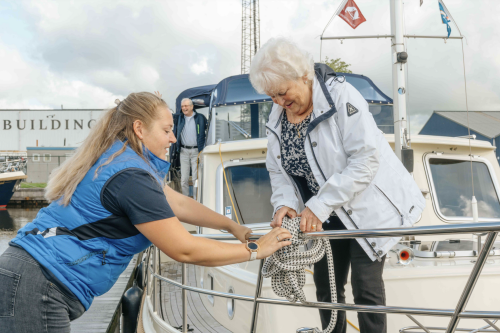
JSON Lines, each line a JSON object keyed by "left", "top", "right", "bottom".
{"left": 190, "top": 57, "right": 212, "bottom": 75}
{"left": 0, "top": 0, "right": 497, "bottom": 126}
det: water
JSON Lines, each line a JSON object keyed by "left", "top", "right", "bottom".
{"left": 0, "top": 208, "right": 40, "bottom": 253}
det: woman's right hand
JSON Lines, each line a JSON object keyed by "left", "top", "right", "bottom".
{"left": 271, "top": 206, "right": 297, "bottom": 228}
{"left": 254, "top": 227, "right": 292, "bottom": 259}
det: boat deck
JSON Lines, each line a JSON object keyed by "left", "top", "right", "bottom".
{"left": 159, "top": 262, "right": 232, "bottom": 333}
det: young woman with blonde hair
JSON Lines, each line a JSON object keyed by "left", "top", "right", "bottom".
{"left": 0, "top": 92, "right": 291, "bottom": 333}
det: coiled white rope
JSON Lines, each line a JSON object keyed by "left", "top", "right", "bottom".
{"left": 262, "top": 216, "right": 337, "bottom": 333}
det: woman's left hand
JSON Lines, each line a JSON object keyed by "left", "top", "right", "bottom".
{"left": 299, "top": 207, "right": 322, "bottom": 232}
{"left": 229, "top": 223, "right": 252, "bottom": 243}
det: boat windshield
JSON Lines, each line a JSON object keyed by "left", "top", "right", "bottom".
{"left": 208, "top": 101, "right": 393, "bottom": 144}
{"left": 209, "top": 102, "right": 273, "bottom": 144}
{"left": 346, "top": 75, "right": 388, "bottom": 102}
{"left": 428, "top": 158, "right": 500, "bottom": 219}
{"left": 369, "top": 104, "right": 394, "bottom": 134}
{"left": 222, "top": 162, "right": 274, "bottom": 224}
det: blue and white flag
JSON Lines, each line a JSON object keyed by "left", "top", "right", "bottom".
{"left": 438, "top": 0, "right": 451, "bottom": 37}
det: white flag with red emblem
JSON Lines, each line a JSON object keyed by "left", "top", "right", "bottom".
{"left": 338, "top": 0, "right": 366, "bottom": 29}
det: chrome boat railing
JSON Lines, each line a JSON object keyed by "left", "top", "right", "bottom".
{"left": 144, "top": 222, "right": 500, "bottom": 333}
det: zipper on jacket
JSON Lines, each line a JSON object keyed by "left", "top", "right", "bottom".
{"left": 102, "top": 250, "right": 107, "bottom": 265}
{"left": 375, "top": 185, "right": 404, "bottom": 226}
{"left": 342, "top": 207, "right": 383, "bottom": 262}
{"left": 307, "top": 134, "right": 327, "bottom": 182}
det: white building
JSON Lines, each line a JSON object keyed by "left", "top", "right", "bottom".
{"left": 0, "top": 109, "right": 105, "bottom": 151}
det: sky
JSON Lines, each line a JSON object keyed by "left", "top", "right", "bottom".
{"left": 0, "top": 0, "right": 498, "bottom": 134}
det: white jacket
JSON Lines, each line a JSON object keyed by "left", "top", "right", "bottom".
{"left": 265, "top": 75, "right": 425, "bottom": 261}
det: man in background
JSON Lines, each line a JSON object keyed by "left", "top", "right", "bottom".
{"left": 173, "top": 98, "right": 207, "bottom": 199}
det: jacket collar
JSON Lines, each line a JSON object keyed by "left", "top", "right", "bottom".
{"left": 107, "top": 140, "right": 171, "bottom": 179}
{"left": 143, "top": 146, "right": 171, "bottom": 179}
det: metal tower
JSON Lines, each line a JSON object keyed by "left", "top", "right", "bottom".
{"left": 241, "top": 0, "right": 260, "bottom": 74}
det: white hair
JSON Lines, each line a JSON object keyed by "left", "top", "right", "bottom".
{"left": 181, "top": 98, "right": 193, "bottom": 105}
{"left": 249, "top": 37, "right": 315, "bottom": 94}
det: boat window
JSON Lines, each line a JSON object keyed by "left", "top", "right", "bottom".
{"left": 222, "top": 163, "right": 274, "bottom": 224}
{"left": 43, "top": 154, "right": 51, "bottom": 162}
{"left": 32, "top": 154, "right": 40, "bottom": 162}
{"left": 214, "top": 102, "right": 272, "bottom": 142}
{"left": 369, "top": 104, "right": 394, "bottom": 134}
{"left": 429, "top": 158, "right": 500, "bottom": 219}
{"left": 224, "top": 78, "right": 269, "bottom": 104}
{"left": 344, "top": 76, "right": 387, "bottom": 102}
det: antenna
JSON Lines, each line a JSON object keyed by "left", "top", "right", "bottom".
{"left": 241, "top": 0, "right": 260, "bottom": 74}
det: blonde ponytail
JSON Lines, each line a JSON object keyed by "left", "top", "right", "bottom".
{"left": 45, "top": 92, "right": 168, "bottom": 205}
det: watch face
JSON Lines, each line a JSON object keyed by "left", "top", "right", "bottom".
{"left": 248, "top": 242, "right": 258, "bottom": 250}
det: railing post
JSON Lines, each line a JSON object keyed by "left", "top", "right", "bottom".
{"left": 182, "top": 263, "right": 188, "bottom": 333}
{"left": 250, "top": 259, "right": 265, "bottom": 333}
{"left": 156, "top": 247, "right": 161, "bottom": 314}
{"left": 151, "top": 247, "right": 156, "bottom": 313}
{"left": 446, "top": 232, "right": 498, "bottom": 333}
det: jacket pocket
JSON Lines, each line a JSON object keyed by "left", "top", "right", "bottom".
{"left": 345, "top": 183, "right": 402, "bottom": 231}
{"left": 65, "top": 250, "right": 107, "bottom": 266}
{"left": 375, "top": 185, "right": 404, "bottom": 225}
{"left": 0, "top": 268, "right": 21, "bottom": 317}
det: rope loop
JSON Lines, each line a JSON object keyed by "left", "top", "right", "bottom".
{"left": 262, "top": 216, "right": 337, "bottom": 333}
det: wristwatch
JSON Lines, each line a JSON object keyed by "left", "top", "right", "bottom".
{"left": 246, "top": 241, "right": 259, "bottom": 261}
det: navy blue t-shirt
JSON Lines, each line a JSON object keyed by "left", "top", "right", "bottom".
{"left": 102, "top": 168, "right": 175, "bottom": 224}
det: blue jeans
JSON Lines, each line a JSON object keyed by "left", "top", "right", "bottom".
{"left": 0, "top": 246, "right": 85, "bottom": 333}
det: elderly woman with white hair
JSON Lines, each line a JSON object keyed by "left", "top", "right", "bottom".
{"left": 249, "top": 38, "right": 425, "bottom": 333}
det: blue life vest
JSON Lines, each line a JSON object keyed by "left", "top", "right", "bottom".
{"left": 11, "top": 140, "right": 170, "bottom": 309}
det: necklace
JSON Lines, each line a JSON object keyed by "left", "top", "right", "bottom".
{"left": 292, "top": 113, "right": 311, "bottom": 139}
{"left": 285, "top": 103, "right": 313, "bottom": 139}
{"left": 295, "top": 123, "right": 302, "bottom": 138}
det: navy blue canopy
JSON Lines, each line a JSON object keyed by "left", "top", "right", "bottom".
{"left": 175, "top": 84, "right": 217, "bottom": 113}
{"left": 211, "top": 74, "right": 271, "bottom": 107}
{"left": 209, "top": 72, "right": 392, "bottom": 107}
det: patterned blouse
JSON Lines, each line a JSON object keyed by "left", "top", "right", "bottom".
{"left": 280, "top": 110, "right": 320, "bottom": 196}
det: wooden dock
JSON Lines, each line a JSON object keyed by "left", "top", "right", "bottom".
{"left": 9, "top": 188, "right": 48, "bottom": 206}
{"left": 71, "top": 255, "right": 137, "bottom": 333}
{"left": 159, "top": 262, "right": 231, "bottom": 333}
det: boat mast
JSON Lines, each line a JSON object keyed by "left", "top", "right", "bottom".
{"left": 390, "top": 0, "right": 408, "bottom": 160}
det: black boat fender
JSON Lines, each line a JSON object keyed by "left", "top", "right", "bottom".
{"left": 121, "top": 280, "right": 143, "bottom": 333}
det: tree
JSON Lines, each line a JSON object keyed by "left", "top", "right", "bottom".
{"left": 324, "top": 56, "right": 353, "bottom": 74}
